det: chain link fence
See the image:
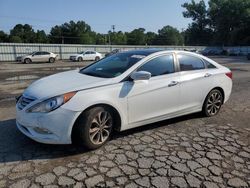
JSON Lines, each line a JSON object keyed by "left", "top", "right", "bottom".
{"left": 0, "top": 43, "right": 249, "bottom": 62}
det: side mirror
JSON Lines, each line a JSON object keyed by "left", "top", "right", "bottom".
{"left": 130, "top": 71, "right": 151, "bottom": 81}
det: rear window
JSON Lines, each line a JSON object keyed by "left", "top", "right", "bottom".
{"left": 178, "top": 54, "right": 205, "bottom": 71}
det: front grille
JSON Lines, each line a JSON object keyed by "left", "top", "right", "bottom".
{"left": 18, "top": 95, "right": 36, "bottom": 110}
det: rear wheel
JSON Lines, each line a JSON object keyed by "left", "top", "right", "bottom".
{"left": 49, "top": 57, "right": 55, "bottom": 63}
{"left": 78, "top": 57, "right": 83, "bottom": 62}
{"left": 24, "top": 58, "right": 31, "bottom": 64}
{"left": 203, "top": 89, "right": 223, "bottom": 117}
{"left": 72, "top": 106, "right": 113, "bottom": 149}
{"left": 95, "top": 56, "right": 100, "bottom": 61}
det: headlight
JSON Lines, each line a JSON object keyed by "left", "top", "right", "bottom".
{"left": 27, "top": 92, "right": 76, "bottom": 113}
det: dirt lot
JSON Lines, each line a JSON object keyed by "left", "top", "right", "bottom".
{"left": 0, "top": 57, "right": 250, "bottom": 188}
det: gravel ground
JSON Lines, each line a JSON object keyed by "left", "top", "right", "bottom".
{"left": 0, "top": 57, "right": 249, "bottom": 188}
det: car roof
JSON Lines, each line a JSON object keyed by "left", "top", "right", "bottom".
{"left": 120, "top": 48, "right": 164, "bottom": 56}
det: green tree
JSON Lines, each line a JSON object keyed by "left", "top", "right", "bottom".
{"left": 95, "top": 33, "right": 106, "bottom": 44}
{"left": 10, "top": 24, "right": 36, "bottom": 43}
{"left": 155, "top": 26, "right": 184, "bottom": 45}
{"left": 209, "top": 0, "right": 250, "bottom": 45}
{"left": 9, "top": 35, "right": 22, "bottom": 43}
{"left": 36, "top": 30, "right": 48, "bottom": 43}
{"left": 0, "top": 30, "right": 9, "bottom": 42}
{"left": 49, "top": 20, "right": 95, "bottom": 44}
{"left": 109, "top": 31, "right": 127, "bottom": 45}
{"left": 126, "top": 28, "right": 146, "bottom": 45}
{"left": 182, "top": 0, "right": 212, "bottom": 45}
{"left": 145, "top": 32, "right": 157, "bottom": 45}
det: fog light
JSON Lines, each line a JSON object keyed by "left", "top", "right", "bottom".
{"left": 33, "top": 127, "right": 52, "bottom": 134}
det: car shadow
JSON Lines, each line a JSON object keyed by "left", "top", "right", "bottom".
{"left": 0, "top": 112, "right": 204, "bottom": 163}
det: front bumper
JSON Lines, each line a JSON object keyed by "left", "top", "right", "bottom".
{"left": 16, "top": 105, "right": 81, "bottom": 144}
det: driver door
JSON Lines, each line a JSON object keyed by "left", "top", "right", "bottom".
{"left": 126, "top": 54, "right": 181, "bottom": 127}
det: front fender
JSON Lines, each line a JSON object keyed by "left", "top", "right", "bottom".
{"left": 61, "top": 83, "right": 128, "bottom": 129}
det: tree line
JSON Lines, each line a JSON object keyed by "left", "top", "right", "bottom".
{"left": 0, "top": 0, "right": 249, "bottom": 46}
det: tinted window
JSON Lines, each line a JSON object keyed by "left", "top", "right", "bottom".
{"left": 43, "top": 52, "right": 50, "bottom": 55}
{"left": 178, "top": 54, "right": 205, "bottom": 71}
{"left": 85, "top": 51, "right": 91, "bottom": 54}
{"left": 204, "top": 59, "right": 217, "bottom": 69}
{"left": 34, "top": 52, "right": 41, "bottom": 55}
{"left": 138, "top": 55, "right": 175, "bottom": 77}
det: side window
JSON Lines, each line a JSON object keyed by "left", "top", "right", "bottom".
{"left": 203, "top": 59, "right": 217, "bottom": 69}
{"left": 137, "top": 55, "right": 175, "bottom": 77}
{"left": 43, "top": 52, "right": 50, "bottom": 55}
{"left": 85, "top": 51, "right": 91, "bottom": 54}
{"left": 34, "top": 52, "right": 41, "bottom": 56}
{"left": 178, "top": 54, "right": 205, "bottom": 71}
{"left": 90, "top": 51, "right": 96, "bottom": 54}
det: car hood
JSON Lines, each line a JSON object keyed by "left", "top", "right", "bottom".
{"left": 23, "top": 70, "right": 114, "bottom": 99}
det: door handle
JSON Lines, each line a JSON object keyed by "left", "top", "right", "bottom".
{"left": 168, "top": 81, "right": 179, "bottom": 87}
{"left": 204, "top": 73, "right": 212, "bottom": 77}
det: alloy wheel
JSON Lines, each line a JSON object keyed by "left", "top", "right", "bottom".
{"left": 206, "top": 91, "right": 222, "bottom": 116}
{"left": 89, "top": 111, "right": 112, "bottom": 145}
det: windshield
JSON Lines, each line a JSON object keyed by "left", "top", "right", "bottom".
{"left": 80, "top": 52, "right": 146, "bottom": 78}
{"left": 77, "top": 51, "right": 85, "bottom": 54}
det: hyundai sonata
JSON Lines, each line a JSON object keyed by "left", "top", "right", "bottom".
{"left": 16, "top": 49, "right": 232, "bottom": 149}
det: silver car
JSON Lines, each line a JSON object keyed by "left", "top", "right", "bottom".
{"left": 20, "top": 51, "right": 58, "bottom": 64}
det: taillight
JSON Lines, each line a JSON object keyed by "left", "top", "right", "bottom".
{"left": 225, "top": 72, "right": 232, "bottom": 79}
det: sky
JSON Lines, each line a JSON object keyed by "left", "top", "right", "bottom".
{"left": 0, "top": 0, "right": 207, "bottom": 34}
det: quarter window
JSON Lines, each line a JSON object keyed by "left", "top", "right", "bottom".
{"left": 137, "top": 55, "right": 175, "bottom": 77}
{"left": 203, "top": 59, "right": 217, "bottom": 69}
{"left": 178, "top": 54, "right": 205, "bottom": 71}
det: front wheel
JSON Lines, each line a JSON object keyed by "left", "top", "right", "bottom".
{"left": 72, "top": 106, "right": 113, "bottom": 149}
{"left": 78, "top": 57, "right": 83, "bottom": 62}
{"left": 24, "top": 58, "right": 31, "bottom": 64}
{"left": 203, "top": 89, "right": 223, "bottom": 117}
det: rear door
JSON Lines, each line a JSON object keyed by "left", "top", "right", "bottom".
{"left": 177, "top": 53, "right": 214, "bottom": 111}
{"left": 41, "top": 51, "right": 51, "bottom": 62}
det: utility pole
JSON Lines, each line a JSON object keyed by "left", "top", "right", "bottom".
{"left": 111, "top": 25, "right": 115, "bottom": 33}
{"left": 61, "top": 36, "right": 64, "bottom": 44}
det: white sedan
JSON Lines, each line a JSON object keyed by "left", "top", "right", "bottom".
{"left": 16, "top": 49, "right": 232, "bottom": 149}
{"left": 69, "top": 51, "right": 102, "bottom": 62}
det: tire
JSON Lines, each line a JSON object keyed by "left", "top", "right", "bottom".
{"left": 24, "top": 58, "right": 31, "bottom": 64}
{"left": 72, "top": 106, "right": 113, "bottom": 149}
{"left": 95, "top": 56, "right": 100, "bottom": 61}
{"left": 78, "top": 57, "right": 83, "bottom": 62}
{"left": 49, "top": 57, "right": 55, "bottom": 63}
{"left": 203, "top": 89, "right": 223, "bottom": 117}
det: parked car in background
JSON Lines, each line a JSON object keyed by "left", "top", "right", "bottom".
{"left": 201, "top": 48, "right": 223, "bottom": 56}
{"left": 69, "top": 51, "right": 102, "bottom": 62}
{"left": 105, "top": 49, "right": 121, "bottom": 57}
{"left": 18, "top": 51, "right": 58, "bottom": 64}
{"left": 247, "top": 53, "right": 250, "bottom": 60}
{"left": 228, "top": 49, "right": 241, "bottom": 56}
{"left": 16, "top": 49, "right": 232, "bottom": 149}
